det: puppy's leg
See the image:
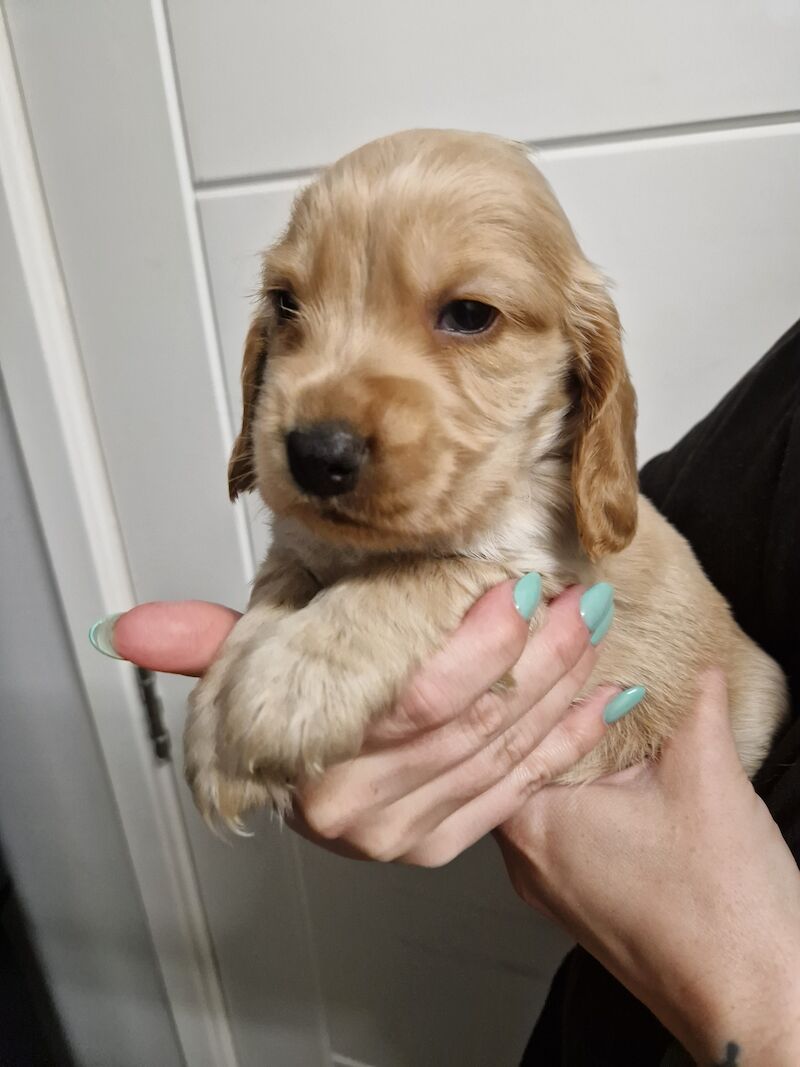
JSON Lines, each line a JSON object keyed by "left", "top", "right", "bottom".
{"left": 204, "top": 559, "right": 511, "bottom": 826}
{"left": 184, "top": 550, "right": 319, "bottom": 828}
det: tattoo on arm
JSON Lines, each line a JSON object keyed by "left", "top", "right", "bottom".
{"left": 712, "top": 1042, "right": 741, "bottom": 1067}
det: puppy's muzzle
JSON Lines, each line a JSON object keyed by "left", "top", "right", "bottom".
{"left": 286, "top": 421, "right": 368, "bottom": 497}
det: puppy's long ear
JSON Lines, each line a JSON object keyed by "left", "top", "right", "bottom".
{"left": 565, "top": 265, "right": 638, "bottom": 560}
{"left": 228, "top": 315, "right": 267, "bottom": 500}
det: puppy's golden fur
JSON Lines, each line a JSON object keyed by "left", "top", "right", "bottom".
{"left": 186, "top": 129, "right": 786, "bottom": 828}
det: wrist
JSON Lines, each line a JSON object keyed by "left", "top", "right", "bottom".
{"left": 580, "top": 911, "right": 800, "bottom": 1067}
{"left": 650, "top": 942, "right": 800, "bottom": 1066}
{"left": 691, "top": 984, "right": 800, "bottom": 1066}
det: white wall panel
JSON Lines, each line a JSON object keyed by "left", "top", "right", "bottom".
{"left": 169, "top": 0, "right": 800, "bottom": 182}
{"left": 199, "top": 181, "right": 301, "bottom": 442}
{"left": 537, "top": 124, "right": 800, "bottom": 463}
{"left": 296, "top": 838, "right": 570, "bottom": 1067}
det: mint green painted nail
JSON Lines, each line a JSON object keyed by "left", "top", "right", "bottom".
{"left": 603, "top": 685, "right": 646, "bottom": 724}
{"left": 88, "top": 614, "right": 124, "bottom": 660}
{"left": 513, "top": 572, "right": 542, "bottom": 621}
{"left": 580, "top": 582, "right": 614, "bottom": 632}
{"left": 590, "top": 602, "right": 614, "bottom": 646}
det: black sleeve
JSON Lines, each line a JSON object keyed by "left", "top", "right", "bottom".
{"left": 522, "top": 318, "right": 800, "bottom": 1067}
{"left": 639, "top": 317, "right": 800, "bottom": 725}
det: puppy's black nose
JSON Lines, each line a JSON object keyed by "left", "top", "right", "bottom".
{"left": 285, "top": 422, "right": 367, "bottom": 497}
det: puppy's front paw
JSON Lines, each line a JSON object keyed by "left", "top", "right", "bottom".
{"left": 185, "top": 665, "right": 283, "bottom": 833}
{"left": 185, "top": 630, "right": 372, "bottom": 828}
{"left": 220, "top": 630, "right": 371, "bottom": 783}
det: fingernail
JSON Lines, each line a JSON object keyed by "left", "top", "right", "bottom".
{"left": 580, "top": 582, "right": 614, "bottom": 633}
{"left": 603, "top": 685, "right": 646, "bottom": 724}
{"left": 88, "top": 614, "right": 125, "bottom": 660}
{"left": 590, "top": 603, "right": 614, "bottom": 646}
{"left": 513, "top": 572, "right": 542, "bottom": 621}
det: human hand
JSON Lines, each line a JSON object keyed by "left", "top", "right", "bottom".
{"left": 496, "top": 671, "right": 800, "bottom": 1066}
{"left": 96, "top": 579, "right": 639, "bottom": 864}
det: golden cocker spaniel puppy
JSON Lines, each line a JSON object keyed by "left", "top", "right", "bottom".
{"left": 185, "top": 129, "right": 786, "bottom": 828}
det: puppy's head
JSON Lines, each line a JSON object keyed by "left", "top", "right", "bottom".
{"left": 229, "top": 130, "right": 637, "bottom": 560}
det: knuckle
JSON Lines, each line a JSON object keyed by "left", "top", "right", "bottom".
{"left": 364, "top": 843, "right": 396, "bottom": 864}
{"left": 406, "top": 842, "right": 452, "bottom": 869}
{"left": 460, "top": 691, "right": 508, "bottom": 746}
{"left": 350, "top": 823, "right": 407, "bottom": 864}
{"left": 371, "top": 838, "right": 406, "bottom": 864}
{"left": 541, "top": 621, "right": 583, "bottom": 677}
{"left": 301, "top": 800, "right": 347, "bottom": 842}
{"left": 552, "top": 709, "right": 602, "bottom": 772}
{"left": 516, "top": 753, "right": 550, "bottom": 798}
{"left": 396, "top": 675, "right": 453, "bottom": 732}
{"left": 569, "top": 650, "right": 597, "bottom": 692}
{"left": 566, "top": 715, "right": 600, "bottom": 758}
{"left": 491, "top": 612, "right": 526, "bottom": 667}
{"left": 492, "top": 724, "right": 529, "bottom": 775}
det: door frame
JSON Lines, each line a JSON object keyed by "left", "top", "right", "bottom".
{"left": 0, "top": 11, "right": 239, "bottom": 1066}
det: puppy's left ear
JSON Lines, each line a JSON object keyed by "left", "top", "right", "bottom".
{"left": 228, "top": 315, "right": 267, "bottom": 501}
{"left": 565, "top": 265, "right": 638, "bottom": 560}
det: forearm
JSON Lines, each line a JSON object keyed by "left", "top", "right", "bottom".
{"left": 499, "top": 675, "right": 800, "bottom": 1067}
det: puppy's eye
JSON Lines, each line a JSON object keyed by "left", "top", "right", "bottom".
{"left": 436, "top": 300, "right": 497, "bottom": 335}
{"left": 271, "top": 289, "right": 299, "bottom": 322}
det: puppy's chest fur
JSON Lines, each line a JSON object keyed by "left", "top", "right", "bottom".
{"left": 274, "top": 456, "right": 589, "bottom": 597}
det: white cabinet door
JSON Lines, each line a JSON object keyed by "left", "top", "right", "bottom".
{"left": 5, "top": 2, "right": 799, "bottom": 1066}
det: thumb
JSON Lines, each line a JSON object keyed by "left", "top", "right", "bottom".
{"left": 91, "top": 600, "right": 241, "bottom": 677}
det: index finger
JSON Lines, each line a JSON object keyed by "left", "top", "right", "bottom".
{"left": 111, "top": 601, "right": 241, "bottom": 676}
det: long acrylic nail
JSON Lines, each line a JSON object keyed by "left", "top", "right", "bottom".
{"left": 88, "top": 613, "right": 125, "bottom": 659}
{"left": 603, "top": 685, "right": 646, "bottom": 724}
{"left": 513, "top": 572, "right": 542, "bottom": 621}
{"left": 590, "top": 603, "right": 615, "bottom": 646}
{"left": 580, "top": 582, "right": 614, "bottom": 633}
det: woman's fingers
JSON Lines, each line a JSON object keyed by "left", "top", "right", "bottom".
{"left": 435, "top": 586, "right": 597, "bottom": 766}
{"left": 370, "top": 584, "right": 596, "bottom": 762}
{"left": 101, "top": 579, "right": 617, "bottom": 873}
{"left": 401, "top": 686, "right": 617, "bottom": 867}
{"left": 300, "top": 585, "right": 597, "bottom": 828}
{"left": 112, "top": 601, "right": 241, "bottom": 676}
{"left": 367, "top": 578, "right": 536, "bottom": 743}
{"left": 499, "top": 681, "right": 723, "bottom": 864}
{"left": 356, "top": 642, "right": 600, "bottom": 844}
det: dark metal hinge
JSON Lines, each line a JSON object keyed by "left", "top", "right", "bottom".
{"left": 135, "top": 667, "right": 172, "bottom": 762}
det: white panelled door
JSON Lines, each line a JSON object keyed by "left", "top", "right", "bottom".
{"left": 5, "top": 1, "right": 799, "bottom": 1065}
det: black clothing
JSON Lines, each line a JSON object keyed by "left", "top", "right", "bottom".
{"left": 522, "top": 319, "right": 800, "bottom": 1066}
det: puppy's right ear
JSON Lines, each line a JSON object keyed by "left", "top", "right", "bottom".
{"left": 565, "top": 266, "right": 638, "bottom": 560}
{"left": 228, "top": 315, "right": 267, "bottom": 500}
